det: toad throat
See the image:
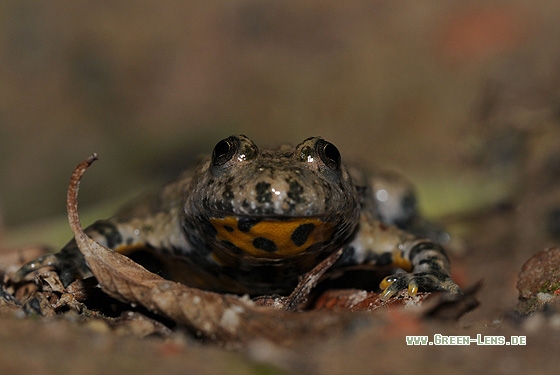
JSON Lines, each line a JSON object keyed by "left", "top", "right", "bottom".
{"left": 209, "top": 216, "right": 335, "bottom": 259}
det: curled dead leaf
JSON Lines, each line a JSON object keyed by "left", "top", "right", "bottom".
{"left": 66, "top": 155, "right": 353, "bottom": 346}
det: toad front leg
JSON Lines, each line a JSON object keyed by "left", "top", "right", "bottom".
{"left": 342, "top": 213, "right": 461, "bottom": 301}
{"left": 14, "top": 204, "right": 189, "bottom": 286}
{"left": 377, "top": 240, "right": 460, "bottom": 301}
{"left": 13, "top": 219, "right": 141, "bottom": 285}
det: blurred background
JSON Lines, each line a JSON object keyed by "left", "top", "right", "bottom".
{"left": 1, "top": 0, "right": 559, "bottom": 249}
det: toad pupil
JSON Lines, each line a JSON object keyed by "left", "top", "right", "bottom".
{"left": 15, "top": 135, "right": 460, "bottom": 300}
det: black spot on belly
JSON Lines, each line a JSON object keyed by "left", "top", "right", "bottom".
{"left": 290, "top": 223, "right": 315, "bottom": 246}
{"left": 223, "top": 225, "right": 234, "bottom": 232}
{"left": 253, "top": 237, "right": 278, "bottom": 252}
{"left": 237, "top": 217, "right": 262, "bottom": 232}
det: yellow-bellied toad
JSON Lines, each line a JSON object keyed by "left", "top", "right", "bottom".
{"left": 16, "top": 135, "right": 460, "bottom": 299}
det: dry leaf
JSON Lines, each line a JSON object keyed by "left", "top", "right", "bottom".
{"left": 67, "top": 154, "right": 354, "bottom": 346}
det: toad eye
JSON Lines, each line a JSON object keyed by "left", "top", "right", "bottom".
{"left": 316, "top": 140, "right": 341, "bottom": 170}
{"left": 212, "top": 137, "right": 239, "bottom": 166}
